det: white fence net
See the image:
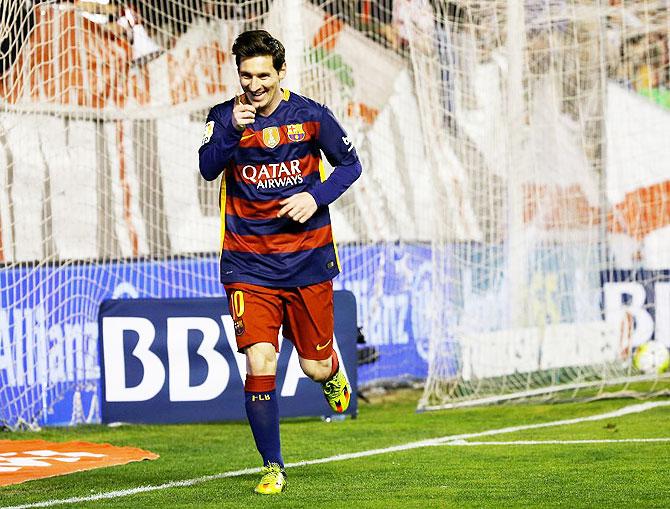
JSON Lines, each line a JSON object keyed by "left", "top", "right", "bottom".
{"left": 1, "top": 0, "right": 669, "bottom": 428}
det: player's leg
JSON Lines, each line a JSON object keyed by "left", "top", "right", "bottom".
{"left": 299, "top": 354, "right": 333, "bottom": 382}
{"left": 225, "top": 284, "right": 286, "bottom": 494}
{"left": 284, "top": 281, "right": 352, "bottom": 413}
{"left": 244, "top": 342, "right": 283, "bottom": 468}
{"left": 312, "top": 352, "right": 351, "bottom": 414}
{"left": 244, "top": 342, "right": 286, "bottom": 494}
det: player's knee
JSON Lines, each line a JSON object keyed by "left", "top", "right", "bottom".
{"left": 300, "top": 357, "right": 331, "bottom": 382}
{"left": 245, "top": 343, "right": 277, "bottom": 375}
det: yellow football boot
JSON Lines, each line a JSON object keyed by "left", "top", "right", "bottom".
{"left": 254, "top": 463, "right": 286, "bottom": 495}
{"left": 322, "top": 368, "right": 351, "bottom": 413}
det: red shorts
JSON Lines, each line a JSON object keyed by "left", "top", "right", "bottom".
{"left": 224, "top": 280, "right": 334, "bottom": 361}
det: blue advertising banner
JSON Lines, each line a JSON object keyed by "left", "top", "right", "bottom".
{"left": 98, "top": 292, "right": 358, "bottom": 424}
{"left": 0, "top": 245, "right": 432, "bottom": 428}
{"left": 334, "top": 244, "right": 432, "bottom": 383}
{"left": 601, "top": 269, "right": 670, "bottom": 348}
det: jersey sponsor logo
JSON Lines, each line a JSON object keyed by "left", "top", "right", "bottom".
{"left": 241, "top": 159, "right": 304, "bottom": 189}
{"left": 286, "top": 123, "right": 306, "bottom": 142}
{"left": 262, "top": 126, "right": 280, "bottom": 148}
{"left": 315, "top": 338, "right": 332, "bottom": 351}
{"left": 201, "top": 121, "right": 214, "bottom": 146}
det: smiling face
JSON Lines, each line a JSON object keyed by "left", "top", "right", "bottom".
{"left": 238, "top": 55, "right": 286, "bottom": 116}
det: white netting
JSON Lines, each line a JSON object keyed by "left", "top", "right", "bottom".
{"left": 418, "top": 0, "right": 670, "bottom": 409}
{"left": 1, "top": 0, "right": 669, "bottom": 428}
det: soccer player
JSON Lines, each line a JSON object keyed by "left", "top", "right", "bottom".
{"left": 198, "top": 30, "right": 362, "bottom": 495}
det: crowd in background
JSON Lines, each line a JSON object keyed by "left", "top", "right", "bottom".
{"left": 608, "top": 0, "right": 670, "bottom": 108}
{"left": 1, "top": 0, "right": 669, "bottom": 109}
{"left": 0, "top": 0, "right": 455, "bottom": 75}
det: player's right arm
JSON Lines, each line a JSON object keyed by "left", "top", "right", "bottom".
{"left": 198, "top": 96, "right": 256, "bottom": 181}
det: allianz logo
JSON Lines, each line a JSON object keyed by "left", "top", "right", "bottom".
{"left": 0, "top": 306, "right": 99, "bottom": 387}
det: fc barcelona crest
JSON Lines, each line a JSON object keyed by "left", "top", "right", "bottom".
{"left": 286, "top": 123, "right": 306, "bottom": 142}
{"left": 234, "top": 318, "right": 245, "bottom": 336}
{"left": 262, "top": 126, "right": 280, "bottom": 149}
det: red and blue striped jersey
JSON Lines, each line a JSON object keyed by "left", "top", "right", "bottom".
{"left": 199, "top": 89, "right": 361, "bottom": 287}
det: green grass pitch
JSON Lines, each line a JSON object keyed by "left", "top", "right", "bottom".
{"left": 1, "top": 388, "right": 669, "bottom": 508}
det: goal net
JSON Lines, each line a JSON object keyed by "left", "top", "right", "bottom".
{"left": 416, "top": 0, "right": 670, "bottom": 409}
{"left": 0, "top": 0, "right": 668, "bottom": 428}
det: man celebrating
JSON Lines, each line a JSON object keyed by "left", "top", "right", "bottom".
{"left": 199, "top": 30, "right": 362, "bottom": 495}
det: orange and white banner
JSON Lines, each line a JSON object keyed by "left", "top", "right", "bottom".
{"left": 0, "top": 440, "right": 158, "bottom": 486}
{"left": 0, "top": 6, "right": 238, "bottom": 115}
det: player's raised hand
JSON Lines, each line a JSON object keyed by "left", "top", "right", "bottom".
{"left": 232, "top": 94, "right": 256, "bottom": 131}
{"left": 277, "top": 192, "right": 318, "bottom": 224}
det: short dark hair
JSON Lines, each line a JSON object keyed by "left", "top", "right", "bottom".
{"left": 231, "top": 30, "right": 285, "bottom": 71}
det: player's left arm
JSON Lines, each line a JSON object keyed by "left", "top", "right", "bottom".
{"left": 278, "top": 106, "right": 362, "bottom": 223}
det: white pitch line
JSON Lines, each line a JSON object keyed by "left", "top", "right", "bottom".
{"left": 2, "top": 400, "right": 669, "bottom": 509}
{"left": 444, "top": 438, "right": 670, "bottom": 446}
